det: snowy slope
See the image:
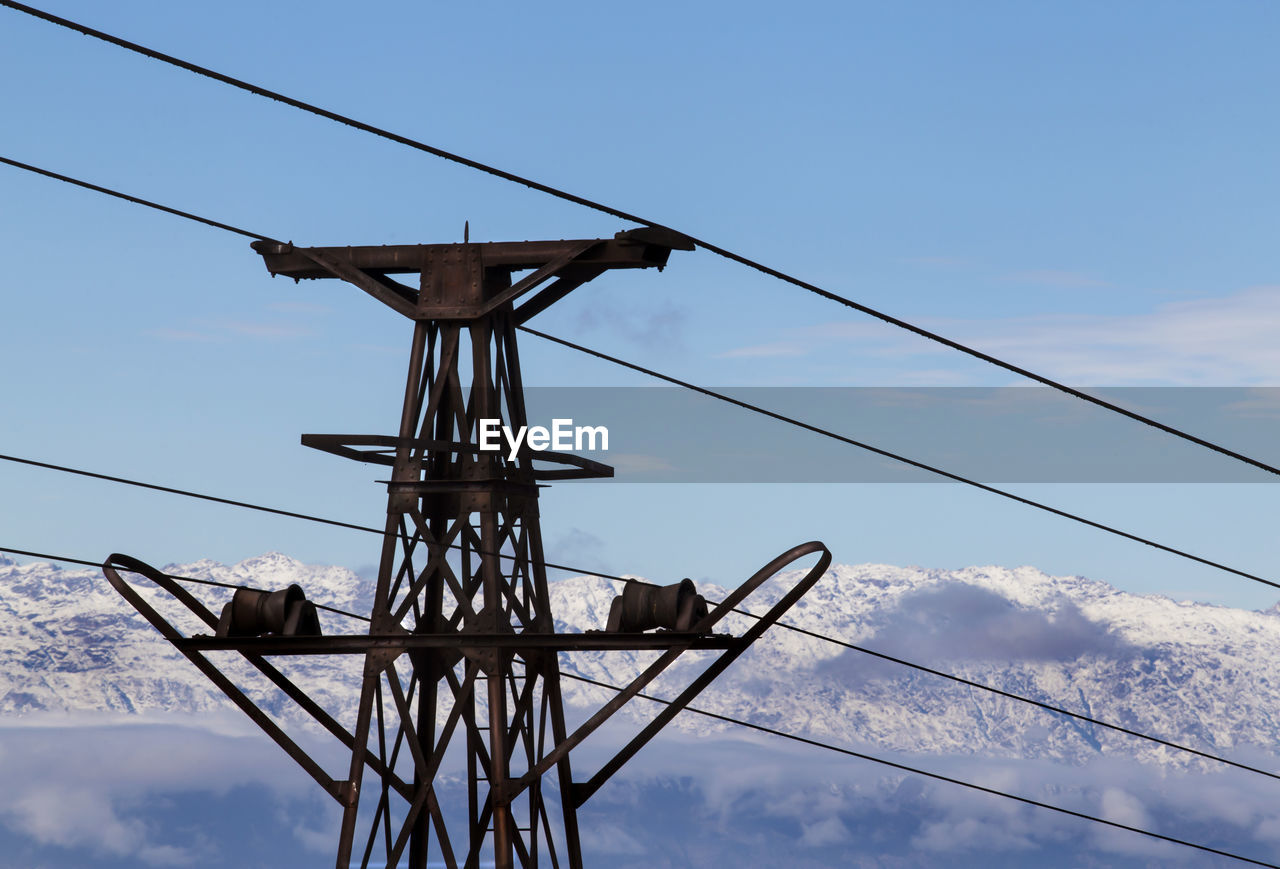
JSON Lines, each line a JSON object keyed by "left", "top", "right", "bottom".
{"left": 2, "top": 552, "right": 1276, "bottom": 769}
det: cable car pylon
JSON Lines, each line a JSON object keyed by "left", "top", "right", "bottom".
{"left": 102, "top": 225, "right": 830, "bottom": 868}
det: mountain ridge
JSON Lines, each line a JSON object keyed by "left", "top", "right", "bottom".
{"left": 1, "top": 551, "right": 1274, "bottom": 771}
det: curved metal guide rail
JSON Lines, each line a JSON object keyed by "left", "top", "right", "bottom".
{"left": 102, "top": 541, "right": 830, "bottom": 830}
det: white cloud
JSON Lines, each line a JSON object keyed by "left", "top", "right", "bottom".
{"left": 718, "top": 286, "right": 1280, "bottom": 385}
{"left": 577, "top": 822, "right": 647, "bottom": 855}
{"left": 584, "top": 730, "right": 1280, "bottom": 866}
{"left": 798, "top": 815, "right": 852, "bottom": 848}
{"left": 912, "top": 814, "right": 1038, "bottom": 853}
{"left": 1099, "top": 787, "right": 1149, "bottom": 828}
{"left": 950, "top": 286, "right": 1280, "bottom": 385}
{"left": 0, "top": 714, "right": 331, "bottom": 866}
{"left": 5, "top": 713, "right": 1280, "bottom": 867}
{"left": 10, "top": 786, "right": 157, "bottom": 862}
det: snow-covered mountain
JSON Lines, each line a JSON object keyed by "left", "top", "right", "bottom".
{"left": 2, "top": 552, "right": 1276, "bottom": 770}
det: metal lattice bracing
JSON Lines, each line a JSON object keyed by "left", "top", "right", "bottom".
{"left": 270, "top": 231, "right": 689, "bottom": 868}
{"left": 335, "top": 316, "right": 582, "bottom": 868}
{"left": 101, "top": 227, "right": 831, "bottom": 869}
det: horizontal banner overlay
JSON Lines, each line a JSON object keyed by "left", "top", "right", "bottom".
{"left": 512, "top": 387, "right": 1280, "bottom": 483}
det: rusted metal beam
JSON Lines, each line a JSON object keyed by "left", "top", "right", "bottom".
{"left": 176, "top": 632, "right": 737, "bottom": 654}
{"left": 250, "top": 234, "right": 681, "bottom": 281}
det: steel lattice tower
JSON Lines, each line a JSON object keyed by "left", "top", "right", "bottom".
{"left": 260, "top": 229, "right": 690, "bottom": 868}
{"left": 103, "top": 226, "right": 830, "bottom": 869}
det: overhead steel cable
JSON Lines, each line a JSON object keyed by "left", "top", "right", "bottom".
{"left": 0, "top": 156, "right": 1273, "bottom": 593}
{"left": 0, "top": 545, "right": 368, "bottom": 622}
{"left": 4, "top": 0, "right": 1278, "bottom": 482}
{"left": 756, "top": 617, "right": 1280, "bottom": 784}
{"left": 2, "top": 17, "right": 1273, "bottom": 852}
{"left": 0, "top": 451, "right": 380, "bottom": 536}
{"left": 4, "top": 534, "right": 1280, "bottom": 787}
{"left": 0, "top": 156, "right": 276, "bottom": 242}
{"left": 4, "top": 541, "right": 1275, "bottom": 864}
{"left": 7, "top": 542, "right": 1269, "bottom": 865}
{"left": 561, "top": 671, "right": 1280, "bottom": 869}
{"left": 0, "top": 160, "right": 1277, "bottom": 783}
{"left": 521, "top": 325, "right": 1280, "bottom": 592}
{"left": 0, "top": 1, "right": 648, "bottom": 227}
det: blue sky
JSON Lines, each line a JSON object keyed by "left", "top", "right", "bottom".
{"left": 2, "top": 0, "right": 1280, "bottom": 608}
